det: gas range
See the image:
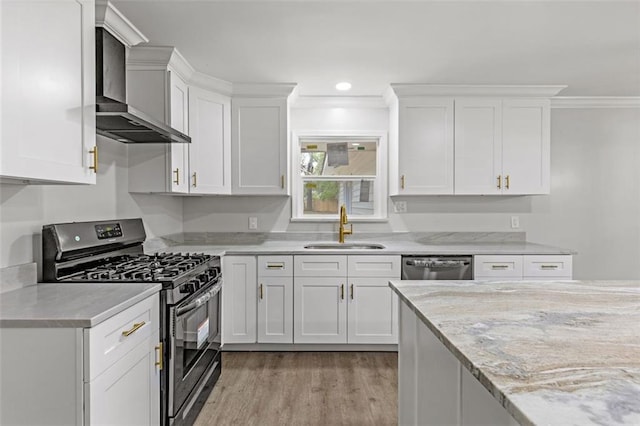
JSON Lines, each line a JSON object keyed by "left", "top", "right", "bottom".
{"left": 42, "top": 218, "right": 222, "bottom": 426}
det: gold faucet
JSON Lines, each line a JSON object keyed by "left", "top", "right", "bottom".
{"left": 339, "top": 204, "right": 353, "bottom": 243}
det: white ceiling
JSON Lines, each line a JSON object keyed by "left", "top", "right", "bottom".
{"left": 112, "top": 0, "right": 640, "bottom": 97}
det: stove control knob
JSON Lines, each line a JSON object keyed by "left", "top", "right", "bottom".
{"left": 180, "top": 282, "right": 195, "bottom": 294}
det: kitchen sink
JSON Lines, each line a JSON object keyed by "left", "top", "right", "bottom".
{"left": 303, "top": 243, "right": 386, "bottom": 250}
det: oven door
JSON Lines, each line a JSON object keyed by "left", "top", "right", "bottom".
{"left": 169, "top": 279, "right": 221, "bottom": 417}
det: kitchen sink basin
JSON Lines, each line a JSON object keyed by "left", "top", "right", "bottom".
{"left": 303, "top": 243, "right": 386, "bottom": 250}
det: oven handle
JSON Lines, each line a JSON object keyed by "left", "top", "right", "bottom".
{"left": 175, "top": 281, "right": 222, "bottom": 317}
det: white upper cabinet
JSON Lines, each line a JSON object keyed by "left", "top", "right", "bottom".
{"left": 188, "top": 86, "right": 232, "bottom": 194}
{"left": 455, "top": 98, "right": 551, "bottom": 195}
{"left": 127, "top": 46, "right": 232, "bottom": 195}
{"left": 389, "top": 85, "right": 564, "bottom": 196}
{"left": 501, "top": 99, "right": 551, "bottom": 194}
{"left": 392, "top": 97, "right": 454, "bottom": 195}
{"left": 1, "top": 0, "right": 96, "bottom": 184}
{"left": 231, "top": 84, "right": 296, "bottom": 195}
{"left": 454, "top": 98, "right": 503, "bottom": 195}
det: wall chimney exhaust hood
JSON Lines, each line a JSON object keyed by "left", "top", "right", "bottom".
{"left": 95, "top": 27, "right": 190, "bottom": 144}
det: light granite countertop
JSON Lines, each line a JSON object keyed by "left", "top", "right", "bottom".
{"left": 157, "top": 240, "right": 574, "bottom": 256}
{"left": 0, "top": 283, "right": 162, "bottom": 328}
{"left": 389, "top": 280, "right": 640, "bottom": 426}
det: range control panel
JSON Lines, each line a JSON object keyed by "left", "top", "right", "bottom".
{"left": 95, "top": 223, "right": 123, "bottom": 240}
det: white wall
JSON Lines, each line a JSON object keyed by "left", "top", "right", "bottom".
{"left": 0, "top": 136, "right": 184, "bottom": 269}
{"left": 183, "top": 105, "right": 640, "bottom": 279}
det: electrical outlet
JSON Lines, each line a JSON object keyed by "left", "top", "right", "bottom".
{"left": 248, "top": 217, "right": 258, "bottom": 230}
{"left": 393, "top": 201, "right": 407, "bottom": 213}
{"left": 511, "top": 216, "right": 520, "bottom": 229}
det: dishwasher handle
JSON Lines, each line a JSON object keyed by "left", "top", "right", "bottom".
{"left": 405, "top": 258, "right": 471, "bottom": 269}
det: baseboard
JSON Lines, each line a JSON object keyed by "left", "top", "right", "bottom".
{"left": 222, "top": 343, "right": 398, "bottom": 352}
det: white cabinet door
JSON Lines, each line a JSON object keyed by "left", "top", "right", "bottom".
{"left": 502, "top": 99, "right": 550, "bottom": 195}
{"left": 231, "top": 97, "right": 288, "bottom": 195}
{"left": 222, "top": 256, "right": 257, "bottom": 344}
{"left": 347, "top": 278, "right": 398, "bottom": 344}
{"left": 86, "top": 331, "right": 161, "bottom": 426}
{"left": 258, "top": 276, "right": 293, "bottom": 343}
{"left": 294, "top": 277, "right": 347, "bottom": 344}
{"left": 396, "top": 97, "right": 454, "bottom": 195}
{"left": 188, "top": 86, "right": 231, "bottom": 194}
{"left": 454, "top": 99, "right": 502, "bottom": 195}
{"left": 1, "top": 0, "right": 96, "bottom": 184}
{"left": 168, "top": 72, "right": 190, "bottom": 193}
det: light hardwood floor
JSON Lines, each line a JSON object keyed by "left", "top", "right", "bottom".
{"left": 195, "top": 352, "right": 398, "bottom": 426}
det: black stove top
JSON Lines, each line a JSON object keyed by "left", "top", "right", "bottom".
{"left": 63, "top": 252, "right": 214, "bottom": 283}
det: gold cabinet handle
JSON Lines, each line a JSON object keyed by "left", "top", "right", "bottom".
{"left": 401, "top": 175, "right": 405, "bottom": 189}
{"left": 350, "top": 284, "right": 354, "bottom": 300}
{"left": 505, "top": 175, "right": 510, "bottom": 190}
{"left": 340, "top": 284, "right": 344, "bottom": 300}
{"left": 266, "top": 263, "right": 285, "bottom": 269}
{"left": 281, "top": 175, "right": 285, "bottom": 189}
{"left": 491, "top": 265, "right": 509, "bottom": 270}
{"left": 155, "top": 342, "right": 163, "bottom": 370}
{"left": 259, "top": 283, "right": 264, "bottom": 300}
{"left": 89, "top": 146, "right": 98, "bottom": 173}
{"left": 497, "top": 175, "right": 502, "bottom": 189}
{"left": 122, "top": 321, "right": 146, "bottom": 337}
{"left": 173, "top": 168, "right": 180, "bottom": 185}
{"left": 192, "top": 172, "right": 197, "bottom": 188}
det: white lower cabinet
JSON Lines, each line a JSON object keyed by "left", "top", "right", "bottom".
{"left": 348, "top": 277, "right": 398, "bottom": 344}
{"left": 222, "top": 256, "right": 257, "bottom": 343}
{"left": 257, "top": 256, "right": 293, "bottom": 343}
{"left": 0, "top": 293, "right": 161, "bottom": 426}
{"left": 474, "top": 255, "right": 572, "bottom": 280}
{"left": 293, "top": 255, "right": 400, "bottom": 345}
{"left": 294, "top": 276, "right": 348, "bottom": 344}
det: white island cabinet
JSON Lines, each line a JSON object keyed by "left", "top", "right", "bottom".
{"left": 0, "top": 292, "right": 160, "bottom": 426}
{"left": 1, "top": 0, "right": 96, "bottom": 185}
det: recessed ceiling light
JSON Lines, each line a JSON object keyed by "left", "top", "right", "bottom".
{"left": 352, "top": 143, "right": 360, "bottom": 146}
{"left": 336, "top": 82, "right": 352, "bottom": 91}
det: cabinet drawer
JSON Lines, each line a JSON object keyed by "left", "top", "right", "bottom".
{"left": 473, "top": 255, "right": 523, "bottom": 278}
{"left": 348, "top": 255, "right": 401, "bottom": 278}
{"left": 257, "top": 255, "right": 293, "bottom": 277}
{"left": 294, "top": 255, "right": 347, "bottom": 277}
{"left": 85, "top": 293, "right": 159, "bottom": 381}
{"left": 523, "top": 255, "right": 572, "bottom": 278}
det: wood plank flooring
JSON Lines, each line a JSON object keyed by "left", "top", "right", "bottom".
{"left": 194, "top": 352, "right": 398, "bottom": 426}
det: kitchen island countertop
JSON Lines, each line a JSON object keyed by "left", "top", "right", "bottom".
{"left": 0, "top": 283, "right": 162, "bottom": 328}
{"left": 389, "top": 279, "right": 640, "bottom": 426}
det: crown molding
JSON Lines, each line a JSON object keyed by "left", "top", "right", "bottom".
{"left": 190, "top": 72, "right": 233, "bottom": 97}
{"left": 551, "top": 97, "right": 640, "bottom": 109}
{"left": 390, "top": 84, "right": 567, "bottom": 98}
{"left": 232, "top": 83, "right": 297, "bottom": 98}
{"left": 290, "top": 96, "right": 387, "bottom": 109}
{"left": 127, "top": 46, "right": 195, "bottom": 83}
{"left": 95, "top": 0, "right": 148, "bottom": 47}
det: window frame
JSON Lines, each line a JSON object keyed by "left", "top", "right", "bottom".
{"left": 291, "top": 130, "right": 388, "bottom": 222}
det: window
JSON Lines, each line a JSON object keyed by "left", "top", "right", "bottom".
{"left": 292, "top": 132, "right": 387, "bottom": 220}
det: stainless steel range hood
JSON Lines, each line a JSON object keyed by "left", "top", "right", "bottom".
{"left": 95, "top": 28, "right": 190, "bottom": 144}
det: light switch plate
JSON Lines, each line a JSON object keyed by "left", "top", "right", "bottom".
{"left": 511, "top": 216, "right": 520, "bottom": 229}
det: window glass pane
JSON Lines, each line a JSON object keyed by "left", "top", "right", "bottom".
{"left": 300, "top": 141, "right": 376, "bottom": 176}
{"left": 302, "top": 180, "right": 375, "bottom": 216}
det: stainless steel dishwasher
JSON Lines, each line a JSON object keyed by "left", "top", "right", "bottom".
{"left": 401, "top": 256, "right": 473, "bottom": 280}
